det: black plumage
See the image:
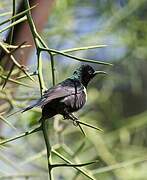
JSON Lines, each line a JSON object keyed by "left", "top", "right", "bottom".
{"left": 22, "top": 64, "right": 105, "bottom": 121}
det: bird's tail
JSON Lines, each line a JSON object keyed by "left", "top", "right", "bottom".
{"left": 22, "top": 101, "right": 39, "bottom": 113}
{"left": 7, "top": 99, "right": 42, "bottom": 118}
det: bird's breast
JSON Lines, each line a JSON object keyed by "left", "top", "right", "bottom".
{"left": 61, "top": 88, "right": 87, "bottom": 112}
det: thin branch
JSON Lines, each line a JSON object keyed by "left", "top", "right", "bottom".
{"left": 41, "top": 120, "right": 52, "bottom": 180}
{"left": 0, "top": 114, "right": 16, "bottom": 130}
{"left": 4, "top": 44, "right": 31, "bottom": 49}
{"left": 37, "top": 49, "right": 46, "bottom": 95}
{"left": 2, "top": 64, "right": 15, "bottom": 89}
{"left": 50, "top": 53, "right": 55, "bottom": 86}
{"left": 0, "top": 41, "right": 35, "bottom": 82}
{"left": 10, "top": 41, "right": 28, "bottom": 53}
{"left": 52, "top": 149, "right": 96, "bottom": 180}
{"left": 0, "top": 16, "right": 27, "bottom": 34}
{"left": 41, "top": 47, "right": 113, "bottom": 66}
{"left": 24, "top": 1, "right": 46, "bottom": 94}
{"left": 51, "top": 160, "right": 98, "bottom": 169}
{"left": 53, "top": 45, "right": 107, "bottom": 55}
{"left": 92, "top": 156, "right": 147, "bottom": 174}
{"left": 9, "top": 0, "right": 16, "bottom": 45}
{"left": 2, "top": 42, "right": 31, "bottom": 89}
{"left": 16, "top": 71, "right": 37, "bottom": 80}
{"left": 69, "top": 119, "right": 103, "bottom": 132}
{"left": 36, "top": 31, "right": 56, "bottom": 87}
{"left": 0, "top": 5, "right": 37, "bottom": 26}
{"left": 0, "top": 74, "right": 33, "bottom": 88}
{"left": 24, "top": 2, "right": 53, "bottom": 180}
{"left": 78, "top": 123, "right": 86, "bottom": 136}
{"left": 0, "top": 126, "right": 41, "bottom": 146}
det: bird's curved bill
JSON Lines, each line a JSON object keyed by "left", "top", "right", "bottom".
{"left": 94, "top": 71, "right": 108, "bottom": 75}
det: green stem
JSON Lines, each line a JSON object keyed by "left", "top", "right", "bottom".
{"left": 69, "top": 119, "right": 103, "bottom": 132}
{"left": 24, "top": 0, "right": 46, "bottom": 94}
{"left": 52, "top": 149, "right": 96, "bottom": 180}
{"left": 0, "top": 16, "right": 27, "bottom": 34}
{"left": 24, "top": 2, "right": 53, "bottom": 179}
{"left": 51, "top": 161, "right": 98, "bottom": 168}
{"left": 36, "top": 33, "right": 56, "bottom": 85}
{"left": 9, "top": 0, "right": 16, "bottom": 44}
{"left": 41, "top": 120, "right": 52, "bottom": 180}
{"left": 50, "top": 53, "right": 55, "bottom": 86}
{"left": 52, "top": 45, "right": 107, "bottom": 55}
{"left": 0, "top": 126, "right": 41, "bottom": 146}
{"left": 37, "top": 49, "right": 45, "bottom": 95}
{"left": 0, "top": 41, "right": 34, "bottom": 82}
{"left": 41, "top": 47, "right": 113, "bottom": 66}
{"left": 0, "top": 5, "right": 36, "bottom": 26}
{"left": 24, "top": 0, "right": 55, "bottom": 89}
{"left": 0, "top": 74, "right": 33, "bottom": 88}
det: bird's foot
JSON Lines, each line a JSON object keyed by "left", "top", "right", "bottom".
{"left": 63, "top": 114, "right": 79, "bottom": 126}
{"left": 63, "top": 114, "right": 85, "bottom": 136}
{"left": 73, "top": 119, "right": 79, "bottom": 126}
{"left": 70, "top": 114, "right": 79, "bottom": 127}
{"left": 63, "top": 115, "right": 69, "bottom": 120}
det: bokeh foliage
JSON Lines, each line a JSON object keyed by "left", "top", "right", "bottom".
{"left": 0, "top": 0, "right": 147, "bottom": 179}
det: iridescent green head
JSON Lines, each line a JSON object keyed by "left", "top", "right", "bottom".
{"left": 73, "top": 64, "right": 106, "bottom": 87}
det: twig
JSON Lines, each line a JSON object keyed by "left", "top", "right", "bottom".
{"left": 50, "top": 53, "right": 55, "bottom": 86}
{"left": 52, "top": 149, "right": 96, "bottom": 180}
{"left": 69, "top": 118, "right": 103, "bottom": 132}
{"left": 52, "top": 45, "right": 107, "bottom": 55}
{"left": 0, "top": 5, "right": 37, "bottom": 26}
{"left": 41, "top": 47, "right": 113, "bottom": 66}
{"left": 24, "top": 1, "right": 47, "bottom": 94}
{"left": 0, "top": 41, "right": 35, "bottom": 82}
{"left": 0, "top": 16, "right": 27, "bottom": 33}
{"left": 0, "top": 126, "right": 41, "bottom": 146}
{"left": 0, "top": 74, "right": 33, "bottom": 88}
{"left": 51, "top": 160, "right": 98, "bottom": 169}
{"left": 4, "top": 44, "right": 31, "bottom": 49}
{"left": 78, "top": 123, "right": 86, "bottom": 136}
{"left": 36, "top": 31, "right": 56, "bottom": 87}
{"left": 0, "top": 114, "right": 16, "bottom": 130}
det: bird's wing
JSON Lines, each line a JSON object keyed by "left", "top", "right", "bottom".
{"left": 41, "top": 79, "right": 83, "bottom": 107}
{"left": 22, "top": 78, "right": 83, "bottom": 112}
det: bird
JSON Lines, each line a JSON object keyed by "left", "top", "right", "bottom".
{"left": 22, "top": 64, "right": 106, "bottom": 122}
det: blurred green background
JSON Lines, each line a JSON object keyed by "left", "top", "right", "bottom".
{"left": 0, "top": 0, "right": 147, "bottom": 179}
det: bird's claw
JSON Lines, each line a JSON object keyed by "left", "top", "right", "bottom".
{"left": 73, "top": 119, "right": 79, "bottom": 126}
{"left": 63, "top": 115, "right": 68, "bottom": 120}
{"left": 70, "top": 115, "right": 79, "bottom": 126}
{"left": 63, "top": 114, "right": 79, "bottom": 126}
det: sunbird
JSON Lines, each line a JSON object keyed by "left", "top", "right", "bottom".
{"left": 22, "top": 64, "right": 106, "bottom": 122}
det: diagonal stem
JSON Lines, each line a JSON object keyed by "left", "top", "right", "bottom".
{"left": 0, "top": 126, "right": 41, "bottom": 146}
